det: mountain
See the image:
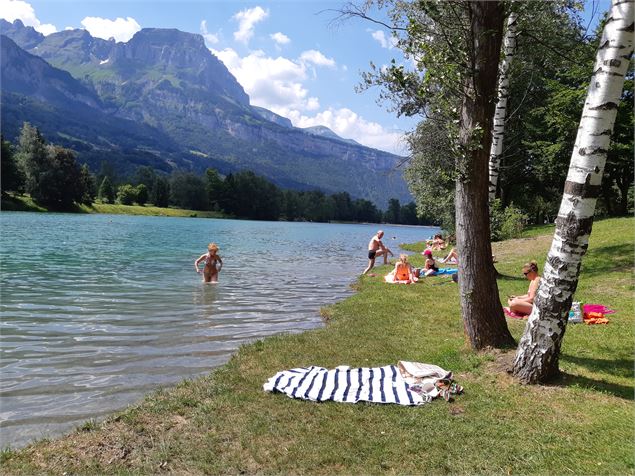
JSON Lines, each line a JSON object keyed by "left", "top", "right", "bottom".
{"left": 302, "top": 125, "right": 361, "bottom": 146}
{"left": 252, "top": 106, "right": 293, "bottom": 128}
{"left": 0, "top": 19, "right": 43, "bottom": 49}
{"left": 0, "top": 20, "right": 412, "bottom": 208}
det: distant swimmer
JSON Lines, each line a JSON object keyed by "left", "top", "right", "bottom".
{"left": 195, "top": 243, "right": 223, "bottom": 283}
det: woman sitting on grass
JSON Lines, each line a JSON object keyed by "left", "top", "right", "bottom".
{"left": 439, "top": 247, "right": 459, "bottom": 264}
{"left": 426, "top": 234, "right": 447, "bottom": 251}
{"left": 507, "top": 261, "right": 541, "bottom": 315}
{"left": 421, "top": 249, "right": 439, "bottom": 276}
{"left": 385, "top": 254, "right": 418, "bottom": 284}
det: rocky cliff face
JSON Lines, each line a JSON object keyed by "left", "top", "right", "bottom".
{"left": 0, "top": 19, "right": 43, "bottom": 49}
{"left": 28, "top": 28, "right": 114, "bottom": 67}
{"left": 252, "top": 106, "right": 293, "bottom": 128}
{"left": 1, "top": 35, "right": 101, "bottom": 109}
{"left": 1, "top": 20, "right": 412, "bottom": 207}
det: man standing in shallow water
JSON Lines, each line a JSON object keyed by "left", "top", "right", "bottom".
{"left": 363, "top": 230, "right": 393, "bottom": 275}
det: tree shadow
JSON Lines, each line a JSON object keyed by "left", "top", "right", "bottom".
{"left": 561, "top": 354, "right": 634, "bottom": 379}
{"left": 495, "top": 273, "right": 526, "bottom": 282}
{"left": 581, "top": 243, "right": 634, "bottom": 277}
{"left": 552, "top": 354, "right": 634, "bottom": 400}
{"left": 47, "top": 203, "right": 89, "bottom": 213}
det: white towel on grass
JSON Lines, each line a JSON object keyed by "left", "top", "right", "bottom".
{"left": 263, "top": 362, "right": 450, "bottom": 406}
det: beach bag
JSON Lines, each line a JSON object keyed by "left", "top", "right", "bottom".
{"left": 568, "top": 301, "right": 583, "bottom": 323}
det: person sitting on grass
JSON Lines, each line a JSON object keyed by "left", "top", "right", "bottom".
{"left": 438, "top": 247, "right": 496, "bottom": 265}
{"left": 425, "top": 233, "right": 447, "bottom": 251}
{"left": 439, "top": 247, "right": 459, "bottom": 264}
{"left": 507, "top": 261, "right": 541, "bottom": 315}
{"left": 421, "top": 249, "right": 439, "bottom": 276}
{"left": 385, "top": 254, "right": 418, "bottom": 284}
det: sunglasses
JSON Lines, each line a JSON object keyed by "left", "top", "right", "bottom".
{"left": 523, "top": 271, "right": 530, "bottom": 276}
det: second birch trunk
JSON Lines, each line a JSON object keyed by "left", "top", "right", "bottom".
{"left": 488, "top": 12, "right": 518, "bottom": 203}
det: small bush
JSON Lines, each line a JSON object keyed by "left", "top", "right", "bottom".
{"left": 490, "top": 199, "right": 528, "bottom": 241}
{"left": 117, "top": 184, "right": 136, "bottom": 205}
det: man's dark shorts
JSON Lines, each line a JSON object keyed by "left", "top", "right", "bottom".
{"left": 368, "top": 250, "right": 377, "bottom": 259}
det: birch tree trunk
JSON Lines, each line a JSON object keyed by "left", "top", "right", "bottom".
{"left": 512, "top": 0, "right": 634, "bottom": 383}
{"left": 456, "top": 1, "right": 516, "bottom": 350}
{"left": 488, "top": 11, "right": 518, "bottom": 203}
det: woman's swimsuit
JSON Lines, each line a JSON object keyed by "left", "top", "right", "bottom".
{"left": 205, "top": 255, "right": 220, "bottom": 271}
{"left": 395, "top": 264, "right": 411, "bottom": 280}
{"left": 425, "top": 260, "right": 439, "bottom": 273}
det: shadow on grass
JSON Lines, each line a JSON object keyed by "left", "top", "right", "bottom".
{"left": 1, "top": 194, "right": 88, "bottom": 213}
{"left": 582, "top": 243, "right": 634, "bottom": 276}
{"left": 1, "top": 194, "right": 42, "bottom": 212}
{"left": 555, "top": 372, "right": 634, "bottom": 400}
{"left": 555, "top": 354, "right": 634, "bottom": 400}
{"left": 495, "top": 273, "right": 526, "bottom": 282}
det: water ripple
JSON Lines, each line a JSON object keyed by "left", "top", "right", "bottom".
{"left": 0, "top": 213, "right": 438, "bottom": 448}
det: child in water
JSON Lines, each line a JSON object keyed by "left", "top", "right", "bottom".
{"left": 195, "top": 243, "right": 223, "bottom": 283}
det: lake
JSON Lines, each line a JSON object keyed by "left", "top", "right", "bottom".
{"left": 0, "top": 212, "right": 439, "bottom": 448}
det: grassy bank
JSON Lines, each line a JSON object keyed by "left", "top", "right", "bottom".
{"left": 1, "top": 194, "right": 225, "bottom": 219}
{"left": 1, "top": 217, "right": 633, "bottom": 474}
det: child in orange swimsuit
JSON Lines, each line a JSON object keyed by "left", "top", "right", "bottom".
{"left": 194, "top": 243, "right": 223, "bottom": 283}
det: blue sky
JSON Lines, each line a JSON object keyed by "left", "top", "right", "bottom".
{"left": 0, "top": 0, "right": 611, "bottom": 155}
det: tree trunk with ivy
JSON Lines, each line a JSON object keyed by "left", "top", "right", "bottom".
{"left": 512, "top": 0, "right": 634, "bottom": 383}
{"left": 488, "top": 11, "right": 518, "bottom": 202}
{"left": 456, "top": 1, "right": 516, "bottom": 349}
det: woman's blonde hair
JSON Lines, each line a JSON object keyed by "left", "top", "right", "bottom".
{"left": 399, "top": 254, "right": 409, "bottom": 263}
{"left": 522, "top": 260, "right": 538, "bottom": 274}
{"left": 208, "top": 243, "right": 219, "bottom": 252}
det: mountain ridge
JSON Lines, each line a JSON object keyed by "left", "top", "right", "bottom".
{"left": 0, "top": 19, "right": 412, "bottom": 208}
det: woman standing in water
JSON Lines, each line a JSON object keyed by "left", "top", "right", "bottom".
{"left": 195, "top": 243, "right": 223, "bottom": 283}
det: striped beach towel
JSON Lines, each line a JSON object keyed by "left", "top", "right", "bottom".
{"left": 263, "top": 362, "right": 452, "bottom": 406}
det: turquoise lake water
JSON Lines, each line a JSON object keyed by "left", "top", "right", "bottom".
{"left": 0, "top": 212, "right": 439, "bottom": 448}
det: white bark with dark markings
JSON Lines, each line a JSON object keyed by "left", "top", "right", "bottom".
{"left": 512, "top": 0, "right": 634, "bottom": 383}
{"left": 488, "top": 11, "right": 518, "bottom": 202}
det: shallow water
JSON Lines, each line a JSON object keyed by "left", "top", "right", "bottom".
{"left": 0, "top": 212, "right": 438, "bottom": 448}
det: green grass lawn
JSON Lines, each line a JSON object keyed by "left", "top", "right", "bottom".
{"left": 1, "top": 194, "right": 224, "bottom": 219}
{"left": 1, "top": 217, "right": 633, "bottom": 475}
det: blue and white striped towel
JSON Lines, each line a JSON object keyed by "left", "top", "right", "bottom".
{"left": 263, "top": 364, "right": 433, "bottom": 405}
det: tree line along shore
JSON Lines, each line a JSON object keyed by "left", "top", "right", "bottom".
{"left": 2, "top": 124, "right": 428, "bottom": 226}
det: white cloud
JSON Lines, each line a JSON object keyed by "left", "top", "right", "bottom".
{"left": 288, "top": 108, "right": 407, "bottom": 155}
{"left": 200, "top": 20, "right": 219, "bottom": 45}
{"left": 0, "top": 0, "right": 57, "bottom": 35}
{"left": 212, "top": 48, "right": 405, "bottom": 155}
{"left": 370, "top": 29, "right": 397, "bottom": 49}
{"left": 80, "top": 16, "right": 141, "bottom": 42}
{"left": 270, "top": 32, "right": 290, "bottom": 45}
{"left": 371, "top": 30, "right": 388, "bottom": 48}
{"left": 232, "top": 6, "right": 268, "bottom": 44}
{"left": 299, "top": 50, "right": 336, "bottom": 68}
{"left": 213, "top": 47, "right": 316, "bottom": 112}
